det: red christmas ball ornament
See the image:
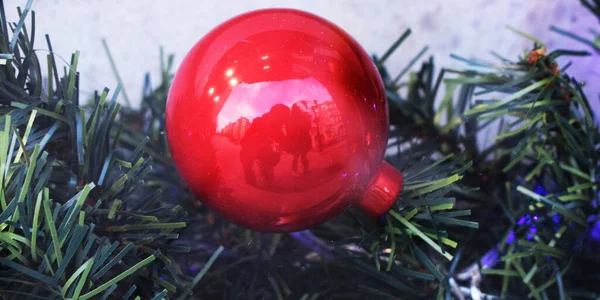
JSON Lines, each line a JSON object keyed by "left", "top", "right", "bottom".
{"left": 166, "top": 8, "right": 403, "bottom": 232}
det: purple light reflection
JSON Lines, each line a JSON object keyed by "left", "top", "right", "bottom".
{"left": 480, "top": 248, "right": 500, "bottom": 268}
{"left": 506, "top": 231, "right": 515, "bottom": 244}
{"left": 534, "top": 185, "right": 548, "bottom": 196}
{"left": 590, "top": 218, "right": 600, "bottom": 242}
{"left": 289, "top": 230, "right": 334, "bottom": 260}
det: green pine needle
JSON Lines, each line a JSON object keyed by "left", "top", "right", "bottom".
{"left": 79, "top": 251, "right": 160, "bottom": 300}
{"left": 389, "top": 210, "right": 453, "bottom": 261}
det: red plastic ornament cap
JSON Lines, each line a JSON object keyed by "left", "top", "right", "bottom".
{"left": 166, "top": 8, "right": 403, "bottom": 232}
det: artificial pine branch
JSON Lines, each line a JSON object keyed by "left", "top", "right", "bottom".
{"left": 438, "top": 34, "right": 600, "bottom": 299}
{"left": 328, "top": 22, "right": 599, "bottom": 299}
{"left": 0, "top": 2, "right": 224, "bottom": 299}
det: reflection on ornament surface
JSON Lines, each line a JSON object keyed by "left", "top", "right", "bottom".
{"left": 166, "top": 8, "right": 402, "bottom": 232}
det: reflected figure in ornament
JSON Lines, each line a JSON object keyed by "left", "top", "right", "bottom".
{"left": 287, "top": 104, "right": 313, "bottom": 176}
{"left": 239, "top": 104, "right": 290, "bottom": 186}
{"left": 308, "top": 100, "right": 324, "bottom": 152}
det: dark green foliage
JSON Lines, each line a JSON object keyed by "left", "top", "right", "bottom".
{"left": 0, "top": 1, "right": 222, "bottom": 299}
{"left": 430, "top": 31, "right": 599, "bottom": 300}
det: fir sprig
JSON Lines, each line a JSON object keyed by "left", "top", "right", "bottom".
{"left": 443, "top": 32, "right": 599, "bottom": 298}
{"left": 0, "top": 2, "right": 222, "bottom": 299}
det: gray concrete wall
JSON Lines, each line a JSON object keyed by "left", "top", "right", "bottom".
{"left": 4, "top": 0, "right": 599, "bottom": 113}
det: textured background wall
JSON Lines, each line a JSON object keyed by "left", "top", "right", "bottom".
{"left": 4, "top": 0, "right": 600, "bottom": 112}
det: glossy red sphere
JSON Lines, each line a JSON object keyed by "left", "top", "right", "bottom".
{"left": 166, "top": 8, "right": 403, "bottom": 232}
